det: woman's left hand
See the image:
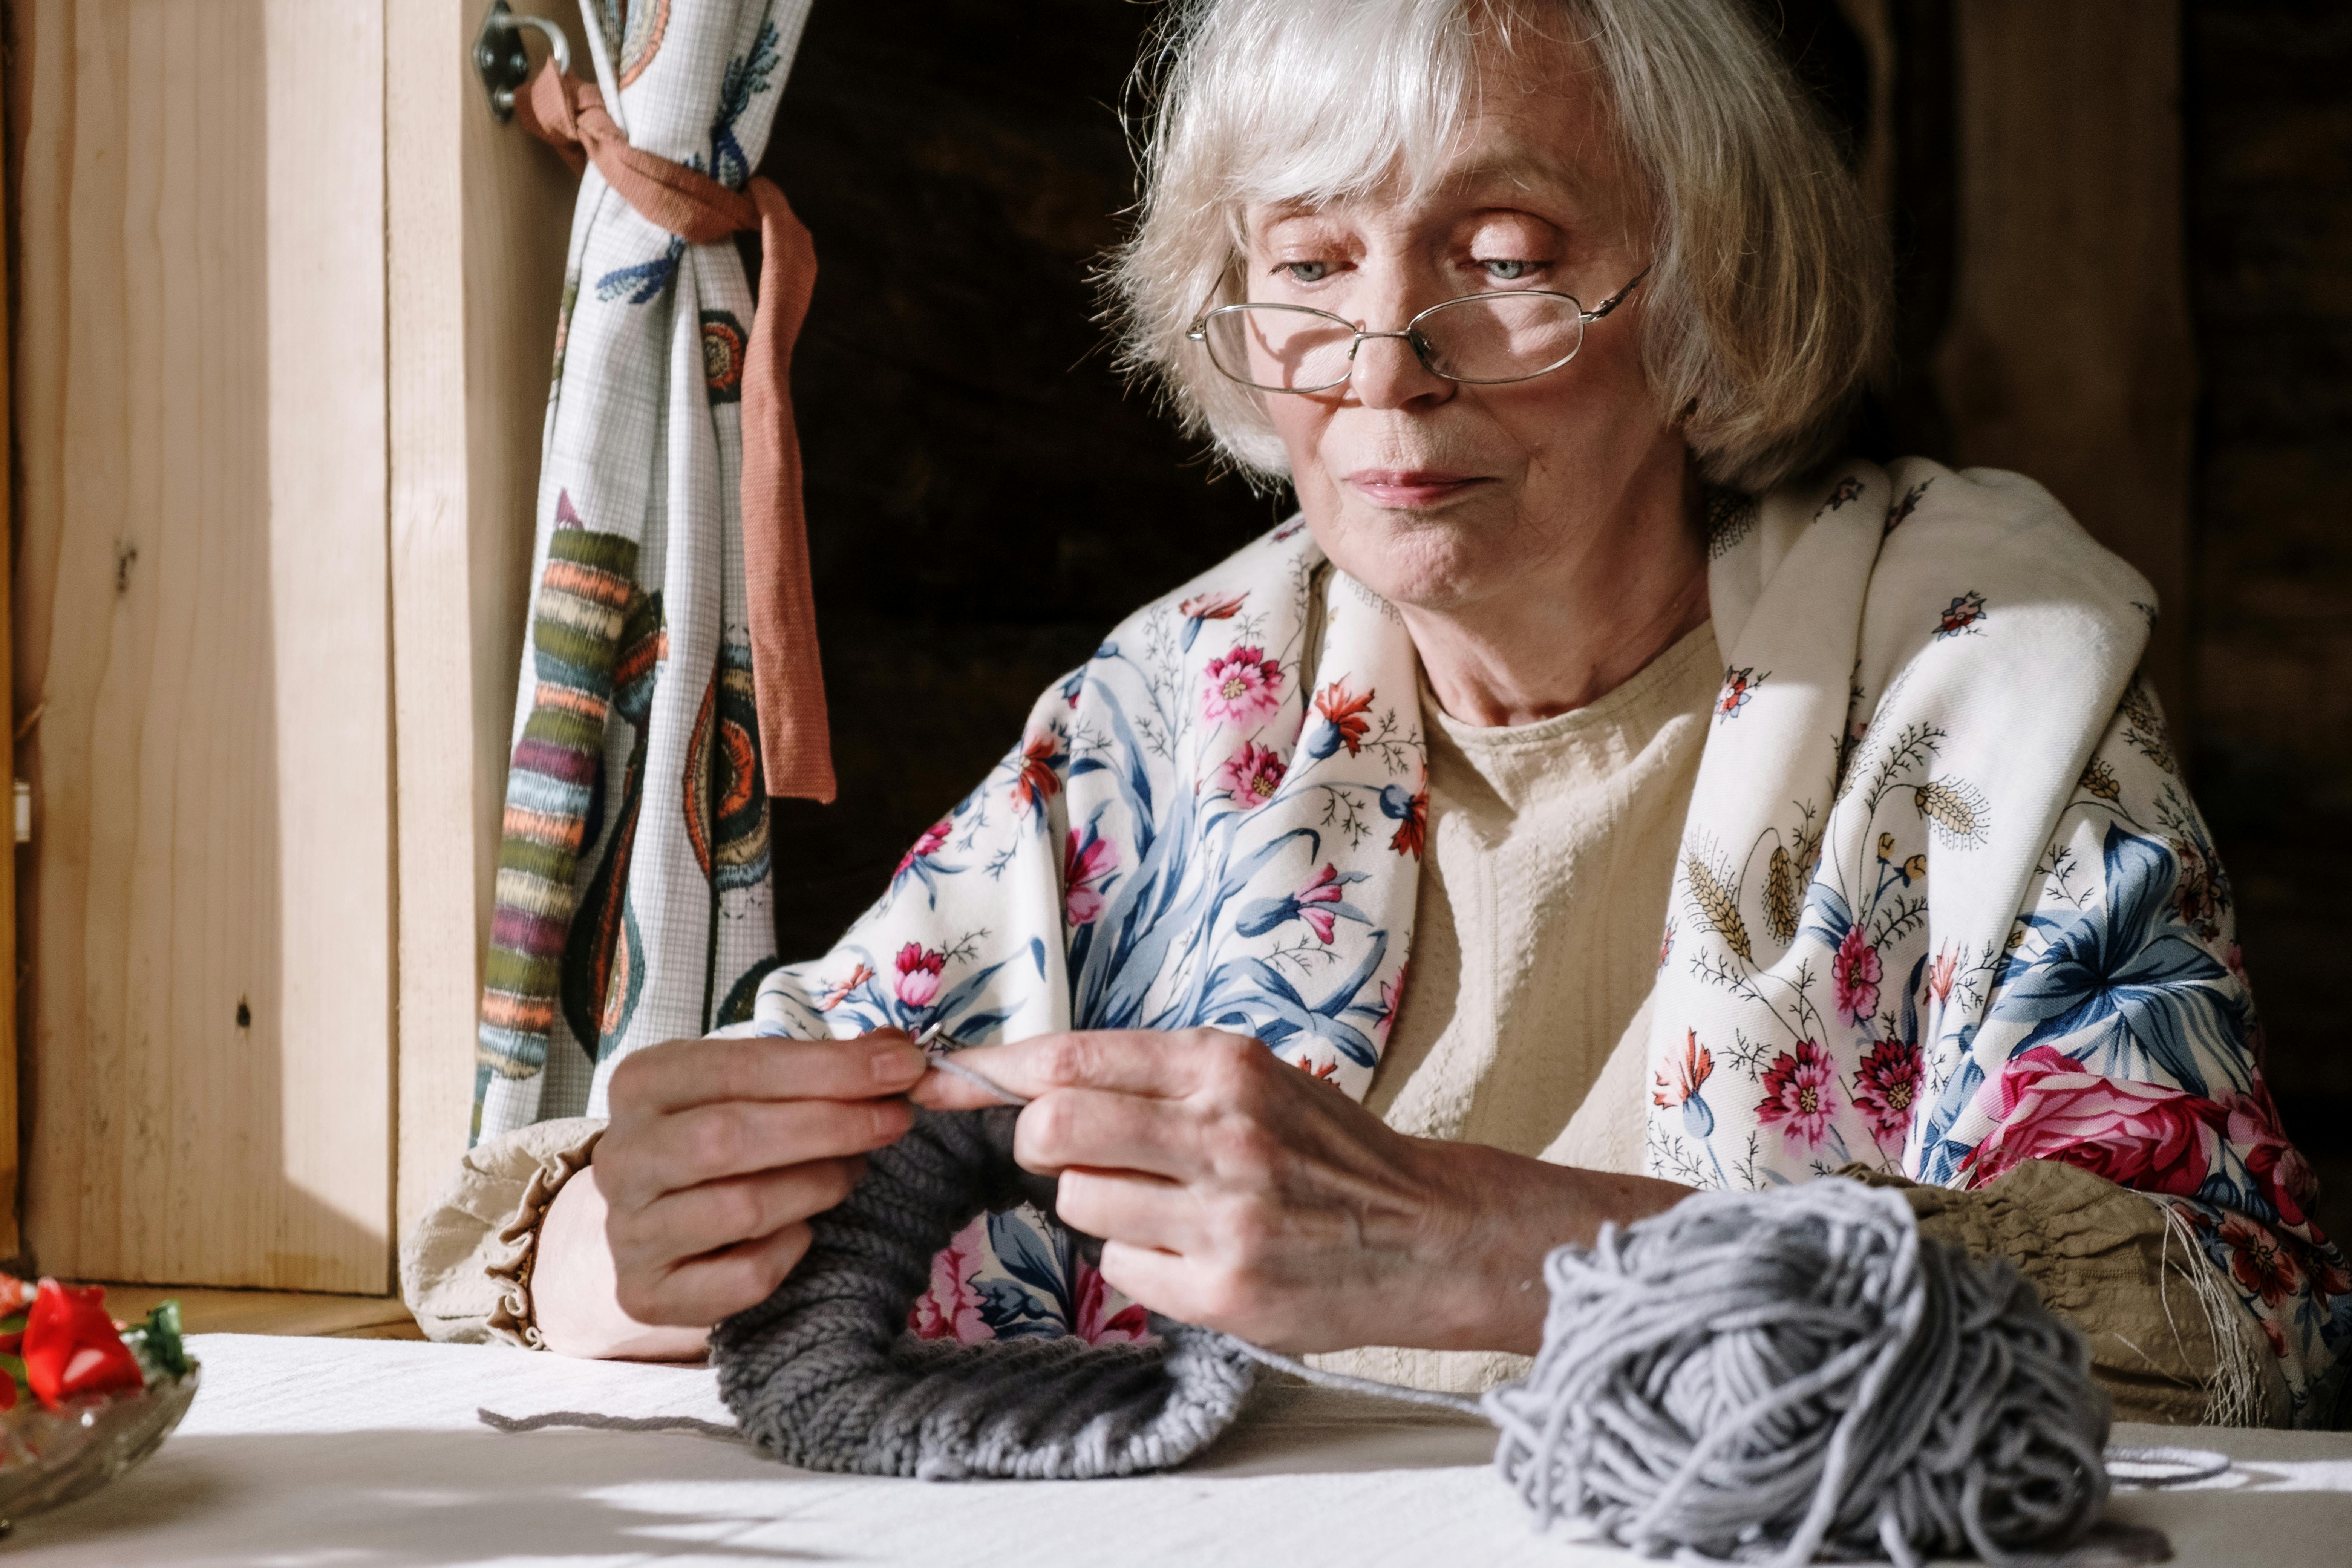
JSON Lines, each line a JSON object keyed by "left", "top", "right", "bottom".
{"left": 908, "top": 1028, "right": 1687, "bottom": 1354}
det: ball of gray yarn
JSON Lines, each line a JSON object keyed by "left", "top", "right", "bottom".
{"left": 1483, "top": 1178, "right": 2111, "bottom": 1568}
{"left": 709, "top": 1106, "right": 1258, "bottom": 1479}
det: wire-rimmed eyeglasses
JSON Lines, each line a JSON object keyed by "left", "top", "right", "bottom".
{"left": 1187, "top": 265, "right": 1650, "bottom": 393}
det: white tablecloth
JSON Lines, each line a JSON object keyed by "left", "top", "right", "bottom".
{"left": 5, "top": 1335, "right": 2349, "bottom": 1565}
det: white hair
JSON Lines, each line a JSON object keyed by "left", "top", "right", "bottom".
{"left": 1108, "top": 0, "right": 1890, "bottom": 493}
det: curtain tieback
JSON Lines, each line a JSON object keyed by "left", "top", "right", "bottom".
{"left": 516, "top": 59, "right": 835, "bottom": 803}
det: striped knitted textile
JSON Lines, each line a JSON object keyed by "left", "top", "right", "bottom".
{"left": 479, "top": 504, "right": 641, "bottom": 1078}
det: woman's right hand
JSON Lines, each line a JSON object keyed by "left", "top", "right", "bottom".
{"left": 533, "top": 1031, "right": 926, "bottom": 1358}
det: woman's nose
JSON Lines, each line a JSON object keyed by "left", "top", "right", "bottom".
{"left": 1347, "top": 330, "right": 1454, "bottom": 410}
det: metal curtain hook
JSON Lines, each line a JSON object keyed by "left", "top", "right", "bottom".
{"left": 474, "top": 1, "right": 573, "bottom": 122}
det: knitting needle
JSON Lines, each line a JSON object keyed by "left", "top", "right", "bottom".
{"left": 912, "top": 1021, "right": 1032, "bottom": 1108}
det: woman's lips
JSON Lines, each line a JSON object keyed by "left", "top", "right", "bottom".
{"left": 1345, "top": 469, "right": 1490, "bottom": 507}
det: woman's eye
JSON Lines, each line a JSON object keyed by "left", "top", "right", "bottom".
{"left": 1281, "top": 260, "right": 1330, "bottom": 284}
{"left": 1481, "top": 259, "right": 1531, "bottom": 282}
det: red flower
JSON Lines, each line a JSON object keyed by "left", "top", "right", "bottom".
{"left": 1715, "top": 666, "right": 1763, "bottom": 721}
{"left": 1063, "top": 829, "right": 1119, "bottom": 927}
{"left": 1217, "top": 741, "right": 1288, "bottom": 810}
{"left": 817, "top": 963, "right": 874, "bottom": 1011}
{"left": 1179, "top": 589, "right": 1248, "bottom": 623}
{"left": 2219, "top": 1214, "right": 2301, "bottom": 1309}
{"left": 1960, "top": 1046, "right": 2226, "bottom": 1195}
{"left": 894, "top": 943, "right": 946, "bottom": 1010}
{"left": 908, "top": 1219, "right": 989, "bottom": 1343}
{"left": 1756, "top": 1040, "right": 1840, "bottom": 1150}
{"left": 1011, "top": 730, "right": 1065, "bottom": 817}
{"left": 1312, "top": 681, "right": 1375, "bottom": 757}
{"left": 1851, "top": 1038, "right": 1923, "bottom": 1155}
{"left": 893, "top": 819, "right": 951, "bottom": 882}
{"left": 1384, "top": 786, "right": 1427, "bottom": 859}
{"left": 21, "top": 1281, "right": 144, "bottom": 1410}
{"left": 1071, "top": 1254, "right": 1150, "bottom": 1345}
{"left": 1293, "top": 1056, "right": 1341, "bottom": 1084}
{"left": 1202, "top": 646, "right": 1284, "bottom": 726}
{"left": 1833, "top": 926, "right": 1882, "bottom": 1027}
{"left": 1926, "top": 944, "right": 1958, "bottom": 1004}
{"left": 1654, "top": 1029, "right": 1714, "bottom": 1110}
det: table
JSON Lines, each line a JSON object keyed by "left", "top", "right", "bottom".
{"left": 5, "top": 1335, "right": 2349, "bottom": 1565}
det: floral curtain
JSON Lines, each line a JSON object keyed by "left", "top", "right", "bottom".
{"left": 475, "top": 0, "right": 818, "bottom": 1140}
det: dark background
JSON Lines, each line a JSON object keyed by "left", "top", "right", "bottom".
{"left": 760, "top": 2, "right": 2351, "bottom": 1225}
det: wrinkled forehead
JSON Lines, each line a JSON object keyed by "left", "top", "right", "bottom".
{"left": 1203, "top": 8, "right": 1621, "bottom": 216}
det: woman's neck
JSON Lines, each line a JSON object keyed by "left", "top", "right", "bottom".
{"left": 1400, "top": 466, "right": 1712, "bottom": 729}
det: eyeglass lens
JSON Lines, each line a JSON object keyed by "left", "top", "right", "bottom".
{"left": 1200, "top": 292, "right": 1587, "bottom": 391}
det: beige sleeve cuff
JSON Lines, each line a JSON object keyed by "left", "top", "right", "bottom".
{"left": 1843, "top": 1159, "right": 2291, "bottom": 1428}
{"left": 399, "top": 1117, "right": 606, "bottom": 1348}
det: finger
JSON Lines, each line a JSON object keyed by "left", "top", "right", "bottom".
{"left": 609, "top": 1031, "right": 927, "bottom": 1119}
{"left": 620, "top": 1221, "right": 815, "bottom": 1327}
{"left": 908, "top": 1057, "right": 1027, "bottom": 1112}
{"left": 626, "top": 1098, "right": 906, "bottom": 1200}
{"left": 1093, "top": 1239, "right": 1204, "bottom": 1326}
{"left": 613, "top": 1156, "right": 864, "bottom": 1265}
{"left": 942, "top": 1029, "right": 1254, "bottom": 1103}
{"left": 1052, "top": 1167, "right": 1199, "bottom": 1256}
{"left": 1014, "top": 1087, "right": 1199, "bottom": 1181}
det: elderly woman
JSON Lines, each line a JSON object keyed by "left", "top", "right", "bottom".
{"left": 408, "top": 0, "right": 2348, "bottom": 1429}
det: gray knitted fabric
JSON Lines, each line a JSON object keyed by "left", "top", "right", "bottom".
{"left": 709, "top": 1107, "right": 1259, "bottom": 1479}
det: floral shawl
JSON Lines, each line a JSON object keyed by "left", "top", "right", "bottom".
{"left": 597, "top": 457, "right": 2346, "bottom": 1421}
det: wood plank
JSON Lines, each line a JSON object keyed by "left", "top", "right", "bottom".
{"left": 0, "top": 6, "right": 19, "bottom": 1264}
{"left": 88, "top": 1283, "right": 422, "bottom": 1341}
{"left": 1935, "top": 0, "right": 2196, "bottom": 727}
{"left": 9, "top": 0, "right": 393, "bottom": 1291}
{"left": 386, "top": 0, "right": 577, "bottom": 1245}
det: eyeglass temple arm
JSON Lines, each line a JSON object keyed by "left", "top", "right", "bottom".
{"left": 1583, "top": 264, "right": 1654, "bottom": 321}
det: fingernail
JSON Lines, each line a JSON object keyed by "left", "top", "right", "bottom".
{"left": 873, "top": 1042, "right": 923, "bottom": 1084}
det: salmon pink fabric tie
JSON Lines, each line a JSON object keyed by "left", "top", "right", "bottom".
{"left": 516, "top": 60, "right": 835, "bottom": 802}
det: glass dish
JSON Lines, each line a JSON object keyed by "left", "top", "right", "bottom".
{"left": 0, "top": 1363, "right": 201, "bottom": 1535}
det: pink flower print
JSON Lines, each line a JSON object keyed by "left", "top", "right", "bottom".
{"left": 908, "top": 1217, "right": 989, "bottom": 1342}
{"left": 1926, "top": 944, "right": 1958, "bottom": 1003}
{"left": 1960, "top": 1045, "right": 2227, "bottom": 1196}
{"left": 1376, "top": 962, "right": 1409, "bottom": 1042}
{"left": 894, "top": 942, "right": 946, "bottom": 1010}
{"left": 1218, "top": 740, "right": 1288, "bottom": 809}
{"left": 1658, "top": 920, "right": 1676, "bottom": 971}
{"left": 894, "top": 819, "right": 951, "bottom": 882}
{"left": 1833, "top": 925, "right": 1883, "bottom": 1027}
{"left": 1070, "top": 1253, "right": 1151, "bottom": 1344}
{"left": 818, "top": 962, "right": 874, "bottom": 1012}
{"left": 1202, "top": 646, "right": 1283, "bottom": 727}
{"left": 1851, "top": 1038, "right": 1923, "bottom": 1155}
{"left": 2220, "top": 1080, "right": 2316, "bottom": 1228}
{"left": 1293, "top": 1055, "right": 1341, "bottom": 1084}
{"left": 1294, "top": 862, "right": 1349, "bottom": 943}
{"left": 1653, "top": 1029, "right": 1714, "bottom": 1111}
{"left": 1179, "top": 589, "right": 1249, "bottom": 650}
{"left": 1756, "top": 1040, "right": 1840, "bottom": 1150}
{"left": 1309, "top": 680, "right": 1375, "bottom": 760}
{"left": 1063, "top": 828, "right": 1119, "bottom": 928}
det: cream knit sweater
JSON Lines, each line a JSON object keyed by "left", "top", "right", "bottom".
{"left": 1311, "top": 621, "right": 1721, "bottom": 1393}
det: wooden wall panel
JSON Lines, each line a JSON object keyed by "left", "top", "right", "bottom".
{"left": 386, "top": 0, "right": 575, "bottom": 1241}
{"left": 1934, "top": 0, "right": 2196, "bottom": 723}
{"left": 9, "top": 0, "right": 391, "bottom": 1291}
